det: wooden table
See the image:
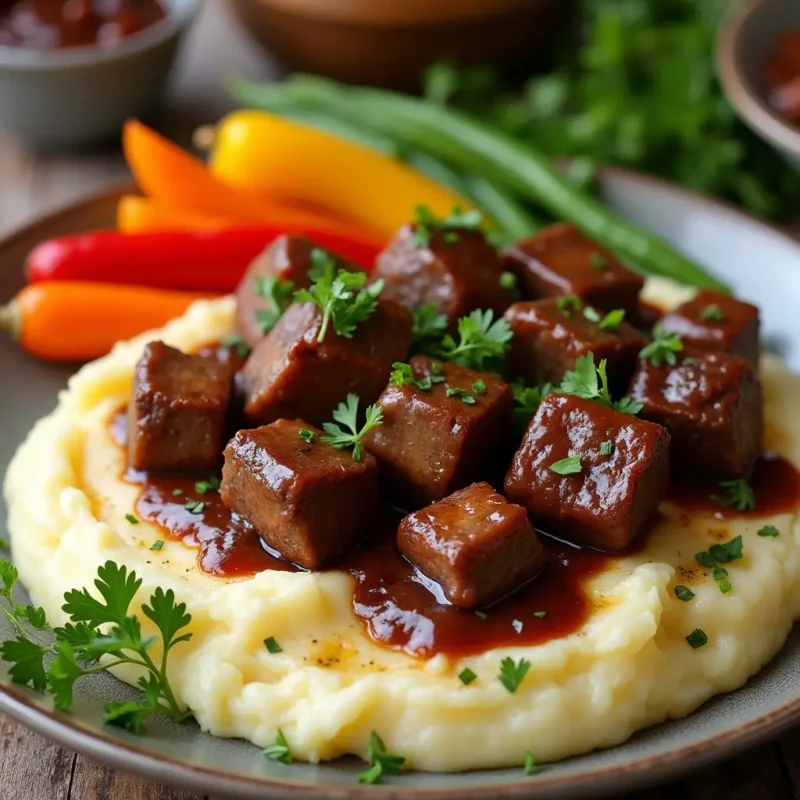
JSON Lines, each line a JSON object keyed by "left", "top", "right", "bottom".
{"left": 1, "top": 3, "right": 799, "bottom": 798}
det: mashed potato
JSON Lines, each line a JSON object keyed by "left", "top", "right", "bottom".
{"left": 5, "top": 280, "right": 800, "bottom": 772}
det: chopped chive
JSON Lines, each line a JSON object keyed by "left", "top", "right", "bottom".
{"left": 599, "top": 440, "right": 614, "bottom": 456}
{"left": 685, "top": 628, "right": 708, "bottom": 649}
{"left": 264, "top": 637, "right": 282, "bottom": 654}
{"left": 125, "top": 513, "right": 139, "bottom": 525}
{"left": 458, "top": 667, "right": 477, "bottom": 686}
{"left": 533, "top": 611, "right": 547, "bottom": 619}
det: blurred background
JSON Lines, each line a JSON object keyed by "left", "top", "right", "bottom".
{"left": 0, "top": 0, "right": 799, "bottom": 236}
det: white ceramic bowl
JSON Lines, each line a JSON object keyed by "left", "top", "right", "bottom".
{"left": 0, "top": 0, "right": 201, "bottom": 151}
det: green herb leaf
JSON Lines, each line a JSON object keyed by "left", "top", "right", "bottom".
{"left": 556, "top": 295, "right": 582, "bottom": 316}
{"left": 641, "top": 326, "right": 684, "bottom": 367}
{"left": 458, "top": 667, "right": 477, "bottom": 686}
{"left": 263, "top": 729, "right": 292, "bottom": 764}
{"left": 597, "top": 309, "right": 626, "bottom": 332}
{"left": 558, "top": 353, "right": 642, "bottom": 415}
{"left": 712, "top": 566, "right": 728, "bottom": 581}
{"left": 711, "top": 480, "right": 756, "bottom": 512}
{"left": 445, "top": 386, "right": 476, "bottom": 404}
{"left": 150, "top": 541, "right": 164, "bottom": 552}
{"left": 599, "top": 440, "right": 614, "bottom": 456}
{"left": 699, "top": 304, "right": 725, "bottom": 322}
{"left": 412, "top": 204, "right": 483, "bottom": 248}
{"left": 695, "top": 551, "right": 716, "bottom": 568}
{"left": 550, "top": 456, "right": 582, "bottom": 475}
{"left": 1, "top": 637, "right": 48, "bottom": 691}
{"left": 184, "top": 500, "right": 206, "bottom": 515}
{"left": 436, "top": 309, "right": 513, "bottom": 371}
{"left": 533, "top": 611, "right": 547, "bottom": 619}
{"left": 264, "top": 637, "right": 282, "bottom": 654}
{"left": 719, "top": 581, "right": 732, "bottom": 594}
{"left": 472, "top": 379, "right": 487, "bottom": 395}
{"left": 220, "top": 333, "right": 252, "bottom": 359}
{"left": 474, "top": 610, "right": 488, "bottom": 620}
{"left": 254, "top": 275, "right": 296, "bottom": 334}
{"left": 298, "top": 428, "right": 317, "bottom": 444}
{"left": 686, "top": 628, "right": 709, "bottom": 649}
{"left": 674, "top": 585, "right": 695, "bottom": 602}
{"left": 358, "top": 732, "right": 405, "bottom": 785}
{"left": 499, "top": 271, "right": 521, "bottom": 300}
{"left": 172, "top": 489, "right": 184, "bottom": 497}
{"left": 498, "top": 657, "right": 530, "bottom": 693}
{"left": 321, "top": 394, "right": 383, "bottom": 461}
{"left": 511, "top": 380, "right": 553, "bottom": 432}
{"left": 390, "top": 362, "right": 432, "bottom": 391}
{"left": 708, "top": 535, "right": 744, "bottom": 564}
{"left": 524, "top": 751, "right": 537, "bottom": 776}
{"left": 125, "top": 514, "right": 139, "bottom": 525}
{"left": 758, "top": 525, "right": 780, "bottom": 537}
{"left": 411, "top": 304, "right": 448, "bottom": 352}
{"left": 194, "top": 476, "right": 221, "bottom": 494}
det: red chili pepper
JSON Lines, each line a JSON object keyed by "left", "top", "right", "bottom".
{"left": 26, "top": 228, "right": 382, "bottom": 293}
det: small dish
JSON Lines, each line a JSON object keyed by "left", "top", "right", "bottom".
{"left": 717, "top": 0, "right": 800, "bottom": 170}
{"left": 0, "top": 0, "right": 201, "bottom": 151}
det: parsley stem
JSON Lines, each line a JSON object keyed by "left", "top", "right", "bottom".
{"left": 136, "top": 647, "right": 186, "bottom": 720}
{"left": 0, "top": 603, "right": 33, "bottom": 639}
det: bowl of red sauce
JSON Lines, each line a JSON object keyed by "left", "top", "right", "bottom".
{"left": 0, "top": 0, "right": 200, "bottom": 150}
{"left": 718, "top": 0, "right": 800, "bottom": 170}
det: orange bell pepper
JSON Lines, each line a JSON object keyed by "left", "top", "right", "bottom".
{"left": 117, "top": 196, "right": 233, "bottom": 234}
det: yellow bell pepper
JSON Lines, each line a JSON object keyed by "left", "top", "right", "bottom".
{"left": 208, "top": 111, "right": 472, "bottom": 239}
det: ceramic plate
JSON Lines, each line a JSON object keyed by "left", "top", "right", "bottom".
{"left": 1, "top": 173, "right": 800, "bottom": 800}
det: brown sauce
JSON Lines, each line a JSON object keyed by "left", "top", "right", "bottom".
{"left": 0, "top": 0, "right": 166, "bottom": 50}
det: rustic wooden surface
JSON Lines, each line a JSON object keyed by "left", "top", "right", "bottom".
{"left": 0, "top": 2, "right": 798, "bottom": 798}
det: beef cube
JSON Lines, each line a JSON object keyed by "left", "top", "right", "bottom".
{"left": 235, "top": 235, "right": 364, "bottom": 347}
{"left": 504, "top": 223, "right": 644, "bottom": 315}
{"left": 659, "top": 290, "right": 760, "bottom": 369}
{"left": 363, "top": 356, "right": 513, "bottom": 509}
{"left": 504, "top": 394, "right": 670, "bottom": 550}
{"left": 373, "top": 224, "right": 511, "bottom": 328}
{"left": 241, "top": 298, "right": 413, "bottom": 427}
{"left": 220, "top": 419, "right": 379, "bottom": 569}
{"left": 628, "top": 348, "right": 762, "bottom": 479}
{"left": 505, "top": 298, "right": 645, "bottom": 390}
{"left": 128, "top": 341, "right": 232, "bottom": 472}
{"left": 397, "top": 482, "right": 546, "bottom": 609}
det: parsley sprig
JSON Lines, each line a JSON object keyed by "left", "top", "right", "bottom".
{"left": 295, "top": 254, "right": 384, "bottom": 343}
{"left": 411, "top": 304, "right": 448, "bottom": 353}
{"left": 641, "top": 325, "right": 683, "bottom": 366}
{"left": 559, "top": 353, "right": 642, "bottom": 415}
{"left": 0, "top": 560, "right": 191, "bottom": 733}
{"left": 321, "top": 394, "right": 383, "bottom": 461}
{"left": 390, "top": 362, "right": 432, "bottom": 392}
{"left": 358, "top": 732, "right": 405, "bottom": 785}
{"left": 498, "top": 656, "right": 530, "bottom": 694}
{"left": 436, "top": 309, "right": 513, "bottom": 371}
{"left": 710, "top": 479, "right": 756, "bottom": 512}
{"left": 263, "top": 729, "right": 292, "bottom": 764}
{"left": 511, "top": 380, "right": 553, "bottom": 432}
{"left": 254, "top": 276, "right": 295, "bottom": 334}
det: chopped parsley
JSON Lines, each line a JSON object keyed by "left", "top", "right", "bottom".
{"left": 710, "top": 479, "right": 756, "bottom": 512}
{"left": 321, "top": 394, "right": 383, "bottom": 461}
{"left": 712, "top": 566, "right": 729, "bottom": 581}
{"left": 640, "top": 325, "right": 683, "bottom": 366}
{"left": 184, "top": 500, "right": 205, "bottom": 515}
{"left": 533, "top": 611, "right": 547, "bottom": 619}
{"left": 719, "top": 581, "right": 732, "bottom": 594}
{"left": 709, "top": 535, "right": 744, "bottom": 564}
{"left": 472, "top": 379, "right": 487, "bottom": 395}
{"left": 436, "top": 309, "right": 513, "bottom": 371}
{"left": 125, "top": 514, "right": 139, "bottom": 525}
{"left": 590, "top": 252, "right": 608, "bottom": 271}
{"left": 550, "top": 456, "right": 582, "bottom": 475}
{"left": 446, "top": 386, "right": 476, "bottom": 404}
{"left": 458, "top": 667, "right": 477, "bottom": 686}
{"left": 695, "top": 551, "right": 716, "bottom": 568}
{"left": 498, "top": 657, "right": 530, "bottom": 694}
{"left": 674, "top": 585, "right": 695, "bottom": 602}
{"left": 264, "top": 637, "right": 282, "bottom": 654}
{"left": 411, "top": 204, "right": 483, "bottom": 249}
{"left": 149, "top": 541, "right": 164, "bottom": 552}
{"left": 194, "top": 476, "right": 221, "bottom": 494}
{"left": 298, "top": 428, "right": 316, "bottom": 444}
{"left": 524, "top": 751, "right": 537, "bottom": 776}
{"left": 685, "top": 629, "right": 709, "bottom": 649}
{"left": 499, "top": 271, "right": 521, "bottom": 300}
{"left": 295, "top": 258, "right": 384, "bottom": 342}
{"left": 254, "top": 275, "right": 295, "bottom": 334}
{"left": 511, "top": 380, "right": 553, "bottom": 432}
{"left": 599, "top": 440, "right": 614, "bottom": 456}
{"left": 358, "top": 732, "right": 405, "bottom": 785}
{"left": 390, "top": 362, "right": 431, "bottom": 391}
{"left": 699, "top": 304, "right": 725, "bottom": 322}
{"left": 411, "top": 304, "right": 448, "bottom": 352}
{"left": 220, "top": 333, "right": 251, "bottom": 358}
{"left": 263, "top": 729, "right": 292, "bottom": 764}
{"left": 559, "top": 353, "right": 642, "bottom": 415}
{"left": 758, "top": 525, "right": 780, "bottom": 537}
{"left": 556, "top": 295, "right": 582, "bottom": 316}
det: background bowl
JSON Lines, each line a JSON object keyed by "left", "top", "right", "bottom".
{"left": 718, "top": 0, "right": 800, "bottom": 170}
{"left": 230, "top": 0, "right": 574, "bottom": 92}
{"left": 0, "top": 0, "right": 201, "bottom": 152}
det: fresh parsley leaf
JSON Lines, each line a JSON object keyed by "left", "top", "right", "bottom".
{"left": 411, "top": 304, "right": 448, "bottom": 352}
{"left": 472, "top": 379, "right": 487, "bottom": 395}
{"left": 358, "top": 732, "right": 405, "bottom": 785}
{"left": 524, "top": 751, "right": 537, "bottom": 776}
{"left": 700, "top": 304, "right": 725, "bottom": 322}
{"left": 711, "top": 479, "right": 756, "bottom": 512}
{"left": 263, "top": 729, "right": 292, "bottom": 764}
{"left": 298, "top": 428, "right": 316, "bottom": 444}
{"left": 220, "top": 333, "right": 251, "bottom": 359}
{"left": 141, "top": 587, "right": 193, "bottom": 655}
{"left": 758, "top": 525, "right": 780, "bottom": 537}
{"left": 390, "top": 362, "right": 431, "bottom": 391}
{"left": 445, "top": 386, "right": 476, "bottom": 404}
{"left": 103, "top": 699, "right": 155, "bottom": 735}
{"left": 719, "top": 581, "right": 732, "bottom": 594}
{"left": 194, "top": 476, "right": 221, "bottom": 494}
{"left": 264, "top": 636, "right": 282, "bottom": 654}
{"left": 295, "top": 265, "right": 383, "bottom": 342}
{"left": 458, "top": 667, "right": 477, "bottom": 686}
{"left": 685, "top": 629, "right": 709, "bottom": 649}
{"left": 62, "top": 562, "right": 141, "bottom": 628}
{"left": 695, "top": 551, "right": 716, "bottom": 568}
{"left": 254, "top": 275, "right": 296, "bottom": 334}
{"left": 708, "top": 535, "right": 744, "bottom": 564}
{"left": 597, "top": 308, "right": 626, "bottom": 332}
{"left": 498, "top": 657, "right": 530, "bottom": 693}
{"left": 556, "top": 295, "right": 582, "bottom": 316}
{"left": 674, "top": 585, "right": 695, "bottom": 602}
{"left": 511, "top": 380, "right": 552, "bottom": 432}
{"left": 437, "top": 309, "right": 513, "bottom": 371}
{"left": 599, "top": 440, "right": 614, "bottom": 456}
{"left": 150, "top": 541, "right": 164, "bottom": 552}
{"left": 550, "top": 456, "right": 582, "bottom": 475}
{"left": 641, "top": 326, "right": 683, "bottom": 366}
{"left": 1, "top": 637, "right": 48, "bottom": 691}
{"left": 712, "top": 566, "right": 729, "bottom": 581}
{"left": 47, "top": 641, "right": 87, "bottom": 711}
{"left": 321, "top": 394, "right": 383, "bottom": 461}
{"left": 184, "top": 500, "right": 206, "bottom": 515}
{"left": 558, "top": 353, "right": 642, "bottom": 415}
{"left": 125, "top": 513, "right": 139, "bottom": 525}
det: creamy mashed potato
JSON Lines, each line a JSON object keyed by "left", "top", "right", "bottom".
{"left": 5, "top": 281, "right": 800, "bottom": 772}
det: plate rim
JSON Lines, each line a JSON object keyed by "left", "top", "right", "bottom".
{"left": 1, "top": 172, "right": 800, "bottom": 800}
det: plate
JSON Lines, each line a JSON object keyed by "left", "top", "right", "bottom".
{"left": 1, "top": 173, "right": 800, "bottom": 800}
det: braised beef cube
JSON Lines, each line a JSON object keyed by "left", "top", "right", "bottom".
{"left": 659, "top": 290, "right": 760, "bottom": 370}
{"left": 363, "top": 357, "right": 513, "bottom": 508}
{"left": 220, "top": 419, "right": 379, "bottom": 569}
{"left": 241, "top": 298, "right": 413, "bottom": 427}
{"left": 505, "top": 298, "right": 645, "bottom": 390}
{"left": 628, "top": 348, "right": 762, "bottom": 479}
{"left": 373, "top": 225, "right": 511, "bottom": 328}
{"left": 235, "top": 235, "right": 364, "bottom": 347}
{"left": 128, "top": 341, "right": 232, "bottom": 472}
{"left": 397, "top": 482, "right": 545, "bottom": 609}
{"left": 505, "top": 394, "right": 670, "bottom": 550}
{"left": 504, "top": 223, "right": 644, "bottom": 315}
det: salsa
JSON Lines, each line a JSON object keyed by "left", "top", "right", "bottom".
{"left": 0, "top": 0, "right": 166, "bottom": 50}
{"left": 765, "top": 32, "right": 800, "bottom": 126}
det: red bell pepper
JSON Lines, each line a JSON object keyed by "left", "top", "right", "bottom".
{"left": 26, "top": 228, "right": 383, "bottom": 293}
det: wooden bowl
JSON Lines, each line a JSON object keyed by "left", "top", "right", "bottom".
{"left": 230, "top": 0, "right": 575, "bottom": 91}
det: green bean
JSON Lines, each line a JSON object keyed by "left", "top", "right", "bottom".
{"left": 231, "top": 75, "right": 729, "bottom": 292}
